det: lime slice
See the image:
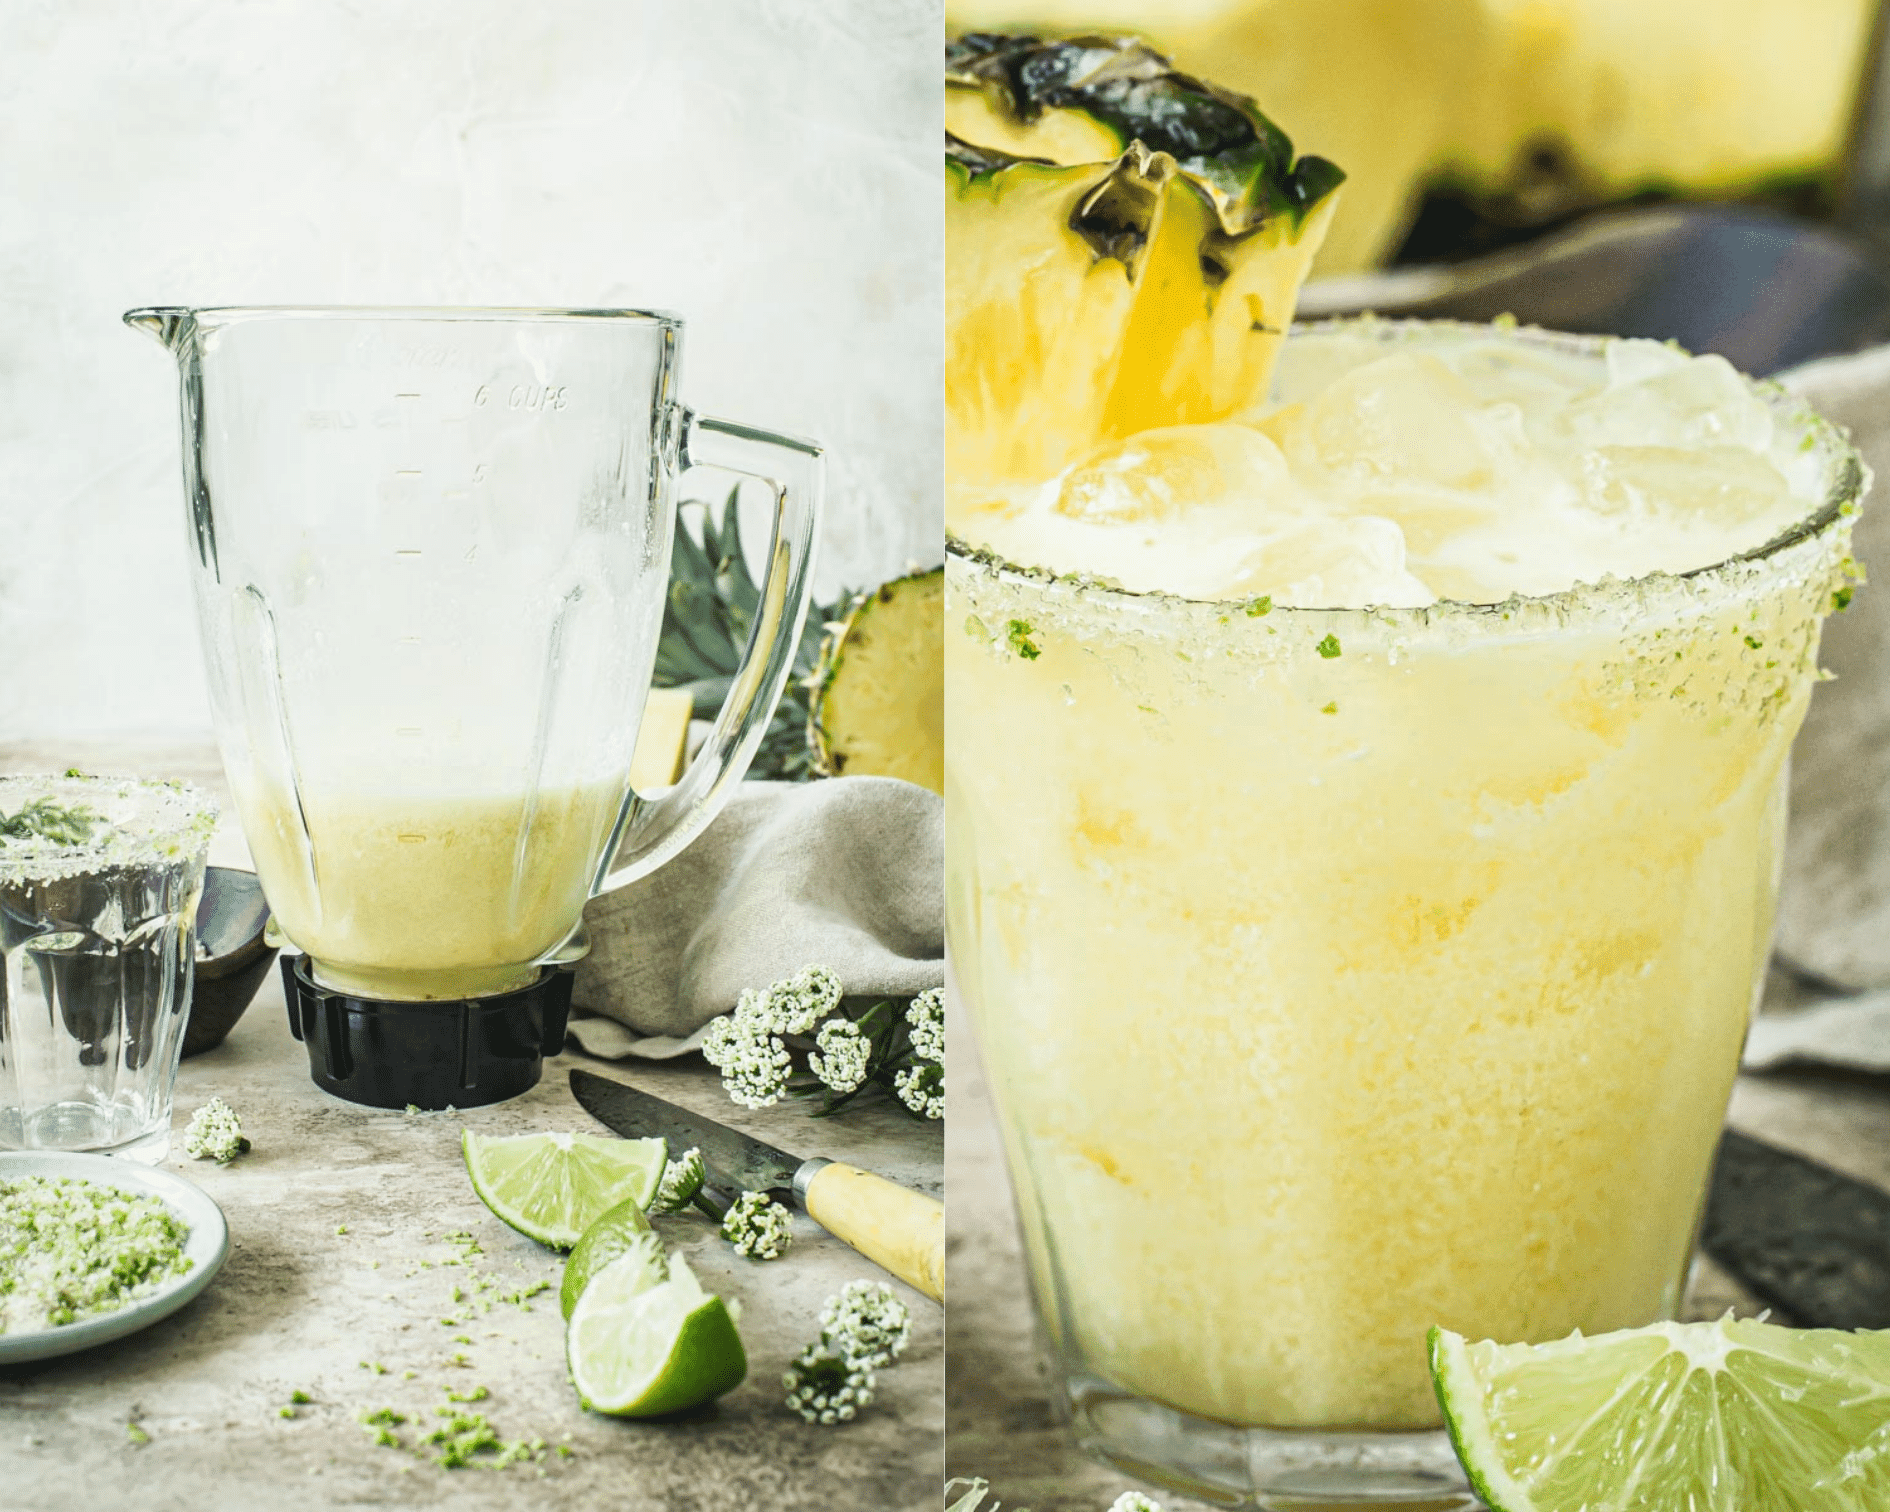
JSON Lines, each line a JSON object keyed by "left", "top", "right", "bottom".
{"left": 566, "top": 1252, "right": 746, "bottom": 1416}
{"left": 1430, "top": 1316, "right": 1890, "bottom": 1512}
{"left": 461, "top": 1129, "right": 665, "bottom": 1250}
{"left": 561, "top": 1197, "right": 665, "bottom": 1319}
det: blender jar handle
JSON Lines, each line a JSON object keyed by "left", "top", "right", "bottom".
{"left": 595, "top": 410, "right": 822, "bottom": 892}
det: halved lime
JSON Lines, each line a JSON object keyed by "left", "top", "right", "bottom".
{"left": 1430, "top": 1316, "right": 1890, "bottom": 1512}
{"left": 566, "top": 1252, "right": 746, "bottom": 1416}
{"left": 461, "top": 1129, "right": 665, "bottom": 1250}
{"left": 560, "top": 1197, "right": 665, "bottom": 1319}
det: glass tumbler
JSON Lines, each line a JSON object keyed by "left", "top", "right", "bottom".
{"left": 0, "top": 775, "right": 218, "bottom": 1164}
{"left": 945, "top": 323, "right": 1866, "bottom": 1507}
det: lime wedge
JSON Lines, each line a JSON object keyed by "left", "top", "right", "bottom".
{"left": 1430, "top": 1317, "right": 1890, "bottom": 1512}
{"left": 561, "top": 1197, "right": 665, "bottom": 1319}
{"left": 566, "top": 1251, "right": 746, "bottom": 1416}
{"left": 461, "top": 1129, "right": 665, "bottom": 1250}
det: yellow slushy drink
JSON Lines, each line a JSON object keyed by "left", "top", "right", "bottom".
{"left": 240, "top": 778, "right": 626, "bottom": 1001}
{"left": 946, "top": 322, "right": 1863, "bottom": 1433}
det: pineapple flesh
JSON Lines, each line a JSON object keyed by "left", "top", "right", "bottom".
{"left": 946, "top": 34, "right": 1343, "bottom": 512}
{"left": 811, "top": 569, "right": 945, "bottom": 796}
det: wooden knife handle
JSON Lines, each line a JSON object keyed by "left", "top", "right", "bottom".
{"left": 801, "top": 1162, "right": 944, "bottom": 1302}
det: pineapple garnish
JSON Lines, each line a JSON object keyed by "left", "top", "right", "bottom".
{"left": 946, "top": 34, "right": 1343, "bottom": 494}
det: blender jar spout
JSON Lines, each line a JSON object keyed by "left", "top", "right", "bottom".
{"left": 123, "top": 307, "right": 197, "bottom": 352}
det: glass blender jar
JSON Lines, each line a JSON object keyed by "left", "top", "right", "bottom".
{"left": 128, "top": 306, "right": 820, "bottom": 1108}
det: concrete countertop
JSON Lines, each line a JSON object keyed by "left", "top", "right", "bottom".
{"left": 0, "top": 743, "right": 942, "bottom": 1512}
{"left": 944, "top": 987, "right": 1890, "bottom": 1511}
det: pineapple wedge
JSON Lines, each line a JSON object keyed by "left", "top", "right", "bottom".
{"left": 946, "top": 33, "right": 1342, "bottom": 493}
{"left": 810, "top": 569, "right": 944, "bottom": 795}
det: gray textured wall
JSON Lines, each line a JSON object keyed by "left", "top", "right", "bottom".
{"left": 0, "top": 0, "right": 942, "bottom": 738}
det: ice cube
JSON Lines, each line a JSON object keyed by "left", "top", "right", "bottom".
{"left": 1054, "top": 425, "right": 1291, "bottom": 525}
{"left": 1231, "top": 514, "right": 1435, "bottom": 609}
{"left": 1580, "top": 444, "right": 1795, "bottom": 533}
{"left": 1298, "top": 353, "right": 1495, "bottom": 488}
{"left": 1564, "top": 350, "right": 1774, "bottom": 454}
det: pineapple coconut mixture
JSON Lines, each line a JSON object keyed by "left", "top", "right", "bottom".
{"left": 945, "top": 32, "right": 1882, "bottom": 1504}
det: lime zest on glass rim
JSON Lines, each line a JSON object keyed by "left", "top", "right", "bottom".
{"left": 1429, "top": 1315, "right": 1890, "bottom": 1512}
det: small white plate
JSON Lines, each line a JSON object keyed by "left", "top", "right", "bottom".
{"left": 0, "top": 1151, "right": 230, "bottom": 1364}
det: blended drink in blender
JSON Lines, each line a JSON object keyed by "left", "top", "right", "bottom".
{"left": 946, "top": 322, "right": 1863, "bottom": 1434}
{"left": 241, "top": 778, "right": 626, "bottom": 1002}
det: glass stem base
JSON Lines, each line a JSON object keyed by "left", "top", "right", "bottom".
{"left": 1063, "top": 1371, "right": 1479, "bottom": 1509}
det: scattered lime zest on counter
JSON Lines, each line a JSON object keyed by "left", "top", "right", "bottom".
{"left": 335, "top": 1224, "right": 347, "bottom": 1236}
{"left": 359, "top": 1360, "right": 387, "bottom": 1375}
{"left": 290, "top": 1389, "right": 311, "bottom": 1404}
{"left": 183, "top": 1097, "right": 249, "bottom": 1164}
{"left": 444, "top": 1384, "right": 489, "bottom": 1403}
{"left": 1321, "top": 701, "right": 1338, "bottom": 715}
{"left": 125, "top": 1421, "right": 149, "bottom": 1445}
{"left": 278, "top": 1406, "right": 296, "bottom": 1419}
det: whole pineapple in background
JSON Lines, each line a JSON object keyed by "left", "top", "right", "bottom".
{"left": 946, "top": 34, "right": 1342, "bottom": 506}
{"left": 655, "top": 490, "right": 943, "bottom": 791}
{"left": 811, "top": 569, "right": 945, "bottom": 795}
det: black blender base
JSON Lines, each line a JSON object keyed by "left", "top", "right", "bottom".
{"left": 281, "top": 955, "right": 573, "bottom": 1110}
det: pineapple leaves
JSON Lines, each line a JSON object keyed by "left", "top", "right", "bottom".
{"left": 654, "top": 485, "right": 849, "bottom": 782}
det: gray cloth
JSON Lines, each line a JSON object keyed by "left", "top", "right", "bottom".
{"left": 566, "top": 777, "right": 943, "bottom": 1059}
{"left": 1775, "top": 345, "right": 1890, "bottom": 991}
{"left": 1742, "top": 344, "right": 1890, "bottom": 1071}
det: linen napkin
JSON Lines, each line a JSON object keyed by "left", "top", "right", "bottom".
{"left": 565, "top": 776, "right": 943, "bottom": 1059}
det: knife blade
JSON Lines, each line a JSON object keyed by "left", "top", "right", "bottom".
{"left": 1699, "top": 1128, "right": 1890, "bottom": 1328}
{"left": 570, "top": 1068, "right": 943, "bottom": 1302}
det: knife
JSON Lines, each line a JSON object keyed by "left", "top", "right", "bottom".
{"left": 570, "top": 1069, "right": 944, "bottom": 1303}
{"left": 1699, "top": 1128, "right": 1890, "bottom": 1328}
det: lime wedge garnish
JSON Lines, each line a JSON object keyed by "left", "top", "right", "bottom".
{"left": 566, "top": 1252, "right": 746, "bottom": 1416}
{"left": 461, "top": 1129, "right": 665, "bottom": 1250}
{"left": 560, "top": 1196, "right": 664, "bottom": 1319}
{"left": 1430, "top": 1316, "right": 1890, "bottom": 1511}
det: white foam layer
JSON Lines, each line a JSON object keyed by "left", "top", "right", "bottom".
{"left": 949, "top": 327, "right": 1828, "bottom": 606}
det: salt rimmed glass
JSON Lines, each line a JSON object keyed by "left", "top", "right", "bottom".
{"left": 945, "top": 321, "right": 1867, "bottom": 1508}
{"left": 0, "top": 775, "right": 218, "bottom": 1163}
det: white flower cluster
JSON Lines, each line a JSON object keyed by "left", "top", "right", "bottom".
{"left": 895, "top": 1061, "right": 944, "bottom": 1120}
{"left": 700, "top": 965, "right": 845, "bottom": 1109}
{"left": 809, "top": 1018, "right": 870, "bottom": 1095}
{"left": 648, "top": 1147, "right": 705, "bottom": 1215}
{"left": 721, "top": 1190, "right": 793, "bottom": 1260}
{"left": 1108, "top": 1494, "right": 1164, "bottom": 1511}
{"left": 820, "top": 1279, "right": 912, "bottom": 1369}
{"left": 183, "top": 1097, "right": 250, "bottom": 1164}
{"left": 906, "top": 987, "right": 944, "bottom": 1063}
{"left": 782, "top": 1342, "right": 875, "bottom": 1425}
